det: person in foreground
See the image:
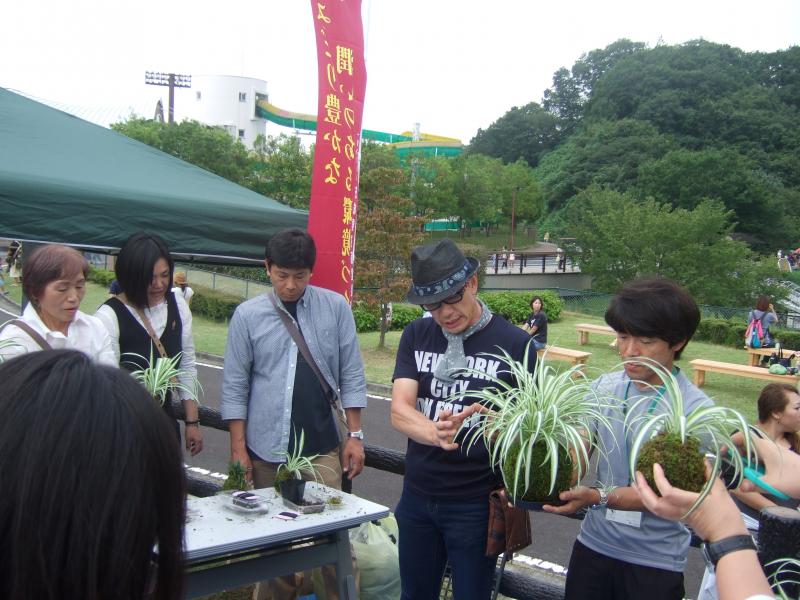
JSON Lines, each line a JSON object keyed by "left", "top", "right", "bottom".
{"left": 221, "top": 228, "right": 366, "bottom": 600}
{"left": 0, "top": 244, "right": 115, "bottom": 365}
{"left": 635, "top": 462, "right": 774, "bottom": 600}
{"left": 0, "top": 350, "right": 186, "bottom": 600}
{"left": 544, "top": 277, "right": 713, "bottom": 600}
{"left": 391, "top": 238, "right": 535, "bottom": 600}
{"left": 95, "top": 232, "right": 203, "bottom": 455}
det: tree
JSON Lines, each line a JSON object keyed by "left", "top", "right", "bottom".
{"left": 355, "top": 167, "right": 424, "bottom": 349}
{"left": 249, "top": 134, "right": 313, "bottom": 209}
{"left": 468, "top": 102, "right": 561, "bottom": 168}
{"left": 567, "top": 187, "right": 783, "bottom": 306}
{"left": 111, "top": 118, "right": 251, "bottom": 185}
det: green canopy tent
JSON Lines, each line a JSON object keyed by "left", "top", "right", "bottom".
{"left": 0, "top": 87, "right": 307, "bottom": 265}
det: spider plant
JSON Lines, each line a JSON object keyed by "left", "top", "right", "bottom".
{"left": 126, "top": 348, "right": 200, "bottom": 406}
{"left": 461, "top": 346, "right": 615, "bottom": 504}
{"left": 274, "top": 428, "right": 335, "bottom": 505}
{"left": 625, "top": 358, "right": 755, "bottom": 514}
{"left": 768, "top": 558, "right": 800, "bottom": 599}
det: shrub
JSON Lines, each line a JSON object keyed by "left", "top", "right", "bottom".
{"left": 479, "top": 290, "right": 563, "bottom": 324}
{"left": 352, "top": 302, "right": 380, "bottom": 332}
{"left": 191, "top": 285, "right": 241, "bottom": 322}
{"left": 88, "top": 266, "right": 116, "bottom": 287}
{"left": 693, "top": 317, "right": 800, "bottom": 350}
{"left": 391, "top": 303, "right": 423, "bottom": 330}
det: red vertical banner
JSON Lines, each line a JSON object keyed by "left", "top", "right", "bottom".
{"left": 307, "top": 0, "right": 367, "bottom": 303}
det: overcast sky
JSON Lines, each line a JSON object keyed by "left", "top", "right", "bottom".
{"left": 1, "top": 0, "right": 798, "bottom": 143}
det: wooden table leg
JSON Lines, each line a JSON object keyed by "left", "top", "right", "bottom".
{"left": 693, "top": 369, "right": 706, "bottom": 388}
{"left": 748, "top": 354, "right": 759, "bottom": 367}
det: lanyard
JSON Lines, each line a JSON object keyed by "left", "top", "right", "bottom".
{"left": 622, "top": 365, "right": 680, "bottom": 416}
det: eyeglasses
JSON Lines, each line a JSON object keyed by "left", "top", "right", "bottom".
{"left": 421, "top": 285, "right": 466, "bottom": 312}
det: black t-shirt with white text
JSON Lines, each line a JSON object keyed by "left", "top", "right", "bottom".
{"left": 524, "top": 311, "right": 548, "bottom": 343}
{"left": 393, "top": 315, "right": 536, "bottom": 499}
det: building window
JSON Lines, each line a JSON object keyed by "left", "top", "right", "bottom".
{"left": 239, "top": 92, "right": 247, "bottom": 102}
{"left": 196, "top": 91, "right": 202, "bottom": 100}
{"left": 238, "top": 129, "right": 246, "bottom": 139}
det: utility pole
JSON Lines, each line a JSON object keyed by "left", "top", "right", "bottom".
{"left": 144, "top": 72, "right": 191, "bottom": 124}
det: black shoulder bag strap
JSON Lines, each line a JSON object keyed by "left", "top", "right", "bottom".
{"left": 268, "top": 292, "right": 337, "bottom": 407}
{"left": 0, "top": 319, "right": 53, "bottom": 351}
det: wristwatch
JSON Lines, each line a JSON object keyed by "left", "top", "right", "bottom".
{"left": 591, "top": 487, "right": 610, "bottom": 509}
{"left": 347, "top": 429, "right": 364, "bottom": 440}
{"left": 701, "top": 534, "right": 757, "bottom": 567}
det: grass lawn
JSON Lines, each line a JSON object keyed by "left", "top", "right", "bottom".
{"left": 15, "top": 282, "right": 768, "bottom": 423}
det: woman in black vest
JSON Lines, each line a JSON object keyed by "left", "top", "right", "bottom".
{"left": 96, "top": 233, "right": 203, "bottom": 455}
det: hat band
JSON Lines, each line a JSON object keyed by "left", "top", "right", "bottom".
{"left": 412, "top": 260, "right": 471, "bottom": 298}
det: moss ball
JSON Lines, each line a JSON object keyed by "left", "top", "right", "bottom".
{"left": 502, "top": 440, "right": 574, "bottom": 503}
{"left": 636, "top": 433, "right": 705, "bottom": 493}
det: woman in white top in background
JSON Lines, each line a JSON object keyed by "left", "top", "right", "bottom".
{"left": 0, "top": 244, "right": 115, "bottom": 365}
{"left": 95, "top": 232, "right": 203, "bottom": 456}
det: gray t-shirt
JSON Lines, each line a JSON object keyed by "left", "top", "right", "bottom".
{"left": 578, "top": 369, "right": 713, "bottom": 572}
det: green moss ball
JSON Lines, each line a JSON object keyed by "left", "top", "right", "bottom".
{"left": 636, "top": 433, "right": 705, "bottom": 493}
{"left": 502, "top": 440, "right": 574, "bottom": 503}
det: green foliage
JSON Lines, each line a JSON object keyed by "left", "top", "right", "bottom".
{"left": 274, "top": 429, "right": 329, "bottom": 492}
{"left": 128, "top": 348, "right": 199, "bottom": 406}
{"left": 111, "top": 118, "right": 251, "bottom": 186}
{"left": 221, "top": 461, "right": 249, "bottom": 492}
{"left": 352, "top": 302, "right": 380, "bottom": 333}
{"left": 190, "top": 286, "right": 241, "bottom": 322}
{"left": 695, "top": 318, "right": 800, "bottom": 350}
{"left": 390, "top": 304, "right": 423, "bottom": 330}
{"left": 87, "top": 266, "right": 115, "bottom": 287}
{"left": 636, "top": 433, "right": 706, "bottom": 493}
{"left": 567, "top": 187, "right": 783, "bottom": 306}
{"left": 249, "top": 134, "right": 313, "bottom": 209}
{"left": 479, "top": 290, "right": 563, "bottom": 324}
{"left": 468, "top": 102, "right": 562, "bottom": 168}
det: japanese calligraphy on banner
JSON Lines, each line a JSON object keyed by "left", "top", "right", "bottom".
{"left": 307, "top": 0, "right": 367, "bottom": 303}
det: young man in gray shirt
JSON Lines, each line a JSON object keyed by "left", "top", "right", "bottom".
{"left": 544, "top": 277, "right": 713, "bottom": 600}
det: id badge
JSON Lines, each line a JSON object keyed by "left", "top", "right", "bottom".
{"left": 606, "top": 508, "right": 643, "bottom": 528}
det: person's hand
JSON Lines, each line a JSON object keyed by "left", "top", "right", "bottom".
{"left": 185, "top": 425, "right": 204, "bottom": 456}
{"left": 342, "top": 437, "right": 365, "bottom": 480}
{"left": 543, "top": 485, "right": 598, "bottom": 515}
{"left": 634, "top": 462, "right": 748, "bottom": 542}
{"left": 729, "top": 435, "right": 800, "bottom": 498}
{"left": 433, "top": 404, "right": 485, "bottom": 451}
{"left": 231, "top": 448, "right": 253, "bottom": 487}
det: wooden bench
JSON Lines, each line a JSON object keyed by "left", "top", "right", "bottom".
{"left": 744, "top": 346, "right": 799, "bottom": 367}
{"left": 690, "top": 359, "right": 798, "bottom": 388}
{"left": 575, "top": 323, "right": 616, "bottom": 345}
{"left": 538, "top": 345, "right": 591, "bottom": 367}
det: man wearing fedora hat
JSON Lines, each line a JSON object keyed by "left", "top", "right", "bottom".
{"left": 391, "top": 238, "right": 536, "bottom": 600}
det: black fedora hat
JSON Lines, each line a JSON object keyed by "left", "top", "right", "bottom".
{"left": 406, "top": 239, "right": 480, "bottom": 305}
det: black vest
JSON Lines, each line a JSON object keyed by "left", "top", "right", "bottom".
{"left": 104, "top": 293, "right": 183, "bottom": 419}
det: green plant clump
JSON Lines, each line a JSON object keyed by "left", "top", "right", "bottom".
{"left": 274, "top": 429, "right": 328, "bottom": 492}
{"left": 636, "top": 433, "right": 705, "bottom": 493}
{"left": 221, "top": 461, "right": 249, "bottom": 491}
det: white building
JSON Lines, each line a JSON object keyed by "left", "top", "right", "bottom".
{"left": 182, "top": 75, "right": 267, "bottom": 149}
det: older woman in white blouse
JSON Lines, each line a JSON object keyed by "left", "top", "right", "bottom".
{"left": 0, "top": 244, "right": 115, "bottom": 365}
{"left": 95, "top": 232, "right": 203, "bottom": 456}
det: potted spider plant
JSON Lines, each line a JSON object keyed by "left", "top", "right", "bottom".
{"left": 127, "top": 348, "right": 200, "bottom": 406}
{"left": 626, "top": 359, "right": 756, "bottom": 513}
{"left": 769, "top": 558, "right": 800, "bottom": 599}
{"left": 462, "top": 346, "right": 614, "bottom": 507}
{"left": 274, "top": 428, "right": 331, "bottom": 506}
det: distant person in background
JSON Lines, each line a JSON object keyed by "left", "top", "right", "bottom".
{"left": 522, "top": 294, "right": 548, "bottom": 350}
{"left": 0, "top": 350, "right": 186, "bottom": 600}
{"left": 172, "top": 271, "right": 194, "bottom": 306}
{"left": 95, "top": 232, "right": 203, "bottom": 456}
{"left": 0, "top": 244, "right": 115, "bottom": 365}
{"left": 748, "top": 296, "right": 778, "bottom": 364}
{"left": 6, "top": 240, "right": 22, "bottom": 284}
{"left": 108, "top": 278, "right": 122, "bottom": 297}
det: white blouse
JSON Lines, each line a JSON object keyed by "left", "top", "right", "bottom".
{"left": 0, "top": 303, "right": 117, "bottom": 366}
{"left": 95, "top": 291, "right": 198, "bottom": 400}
